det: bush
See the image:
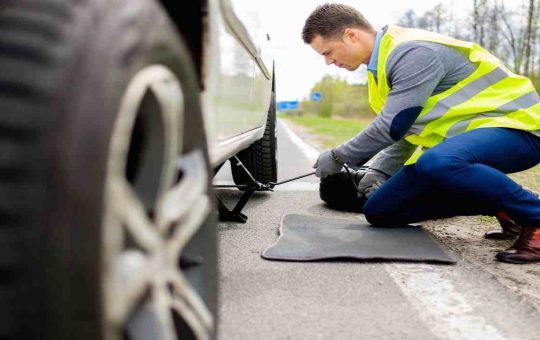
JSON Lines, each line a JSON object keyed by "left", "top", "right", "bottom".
{"left": 302, "top": 75, "right": 375, "bottom": 119}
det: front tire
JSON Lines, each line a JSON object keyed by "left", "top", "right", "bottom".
{"left": 0, "top": 0, "right": 216, "bottom": 339}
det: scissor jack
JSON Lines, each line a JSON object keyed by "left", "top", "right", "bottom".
{"left": 214, "top": 156, "right": 315, "bottom": 223}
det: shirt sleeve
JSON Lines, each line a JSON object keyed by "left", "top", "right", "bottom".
{"left": 368, "top": 139, "right": 417, "bottom": 176}
{"left": 334, "top": 42, "right": 446, "bottom": 167}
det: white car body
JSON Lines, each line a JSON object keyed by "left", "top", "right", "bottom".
{"left": 201, "top": 0, "right": 274, "bottom": 167}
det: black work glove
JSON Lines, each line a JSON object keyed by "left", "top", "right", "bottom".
{"left": 313, "top": 149, "right": 344, "bottom": 178}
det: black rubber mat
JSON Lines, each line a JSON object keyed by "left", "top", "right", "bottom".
{"left": 262, "top": 214, "right": 457, "bottom": 264}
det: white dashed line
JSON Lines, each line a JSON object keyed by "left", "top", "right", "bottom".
{"left": 385, "top": 264, "right": 505, "bottom": 340}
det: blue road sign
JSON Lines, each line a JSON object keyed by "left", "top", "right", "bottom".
{"left": 289, "top": 101, "right": 299, "bottom": 109}
{"left": 278, "top": 101, "right": 289, "bottom": 111}
{"left": 311, "top": 92, "right": 322, "bottom": 101}
{"left": 277, "top": 100, "right": 300, "bottom": 111}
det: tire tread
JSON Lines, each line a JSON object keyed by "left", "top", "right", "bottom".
{"left": 0, "top": 1, "right": 73, "bottom": 337}
{"left": 232, "top": 92, "right": 278, "bottom": 185}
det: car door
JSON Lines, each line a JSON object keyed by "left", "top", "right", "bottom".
{"left": 226, "top": 0, "right": 273, "bottom": 130}
{"left": 202, "top": 0, "right": 272, "bottom": 144}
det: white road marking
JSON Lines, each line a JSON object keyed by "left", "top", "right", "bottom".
{"left": 385, "top": 264, "right": 506, "bottom": 340}
{"left": 283, "top": 119, "right": 506, "bottom": 339}
{"left": 278, "top": 119, "right": 320, "bottom": 164}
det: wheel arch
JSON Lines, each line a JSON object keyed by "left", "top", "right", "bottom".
{"left": 159, "top": 0, "right": 208, "bottom": 86}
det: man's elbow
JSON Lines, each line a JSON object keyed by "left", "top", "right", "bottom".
{"left": 389, "top": 106, "right": 423, "bottom": 141}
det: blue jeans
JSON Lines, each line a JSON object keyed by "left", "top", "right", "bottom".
{"left": 364, "top": 128, "right": 540, "bottom": 228}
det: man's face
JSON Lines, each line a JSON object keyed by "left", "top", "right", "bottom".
{"left": 310, "top": 28, "right": 373, "bottom": 71}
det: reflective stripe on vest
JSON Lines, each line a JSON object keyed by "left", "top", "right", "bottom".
{"left": 367, "top": 25, "right": 540, "bottom": 165}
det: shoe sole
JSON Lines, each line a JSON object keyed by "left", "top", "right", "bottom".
{"left": 484, "top": 233, "right": 519, "bottom": 240}
{"left": 495, "top": 255, "right": 540, "bottom": 264}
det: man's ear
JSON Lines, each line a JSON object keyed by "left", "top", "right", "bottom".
{"left": 343, "top": 28, "right": 358, "bottom": 42}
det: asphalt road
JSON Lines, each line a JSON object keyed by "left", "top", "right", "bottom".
{"left": 213, "top": 119, "right": 540, "bottom": 340}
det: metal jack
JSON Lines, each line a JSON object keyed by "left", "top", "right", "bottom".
{"left": 214, "top": 156, "right": 315, "bottom": 223}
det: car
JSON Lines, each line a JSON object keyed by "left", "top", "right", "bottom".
{"left": 0, "top": 0, "right": 276, "bottom": 339}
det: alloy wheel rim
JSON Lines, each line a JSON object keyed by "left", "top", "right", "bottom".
{"left": 102, "top": 65, "right": 213, "bottom": 340}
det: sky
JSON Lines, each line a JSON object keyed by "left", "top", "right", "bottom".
{"left": 255, "top": 0, "right": 475, "bottom": 102}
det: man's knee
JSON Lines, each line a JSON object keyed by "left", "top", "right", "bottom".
{"left": 363, "top": 196, "right": 391, "bottom": 226}
{"left": 415, "top": 150, "right": 460, "bottom": 178}
{"left": 363, "top": 194, "right": 417, "bottom": 226}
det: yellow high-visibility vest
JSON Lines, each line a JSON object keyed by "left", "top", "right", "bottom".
{"left": 368, "top": 25, "right": 540, "bottom": 165}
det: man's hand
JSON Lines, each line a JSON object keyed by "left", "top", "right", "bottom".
{"left": 313, "top": 149, "right": 343, "bottom": 178}
{"left": 357, "top": 169, "right": 389, "bottom": 198}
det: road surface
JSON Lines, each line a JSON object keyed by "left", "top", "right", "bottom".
{"left": 214, "top": 119, "right": 540, "bottom": 340}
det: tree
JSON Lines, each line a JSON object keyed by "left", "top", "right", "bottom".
{"left": 425, "top": 4, "right": 447, "bottom": 33}
{"left": 486, "top": 3, "right": 501, "bottom": 54}
{"left": 397, "top": 3, "right": 456, "bottom": 36}
{"left": 497, "top": 2, "right": 524, "bottom": 72}
{"left": 393, "top": 2, "right": 540, "bottom": 87}
{"left": 472, "top": 0, "right": 489, "bottom": 46}
{"left": 397, "top": 9, "right": 418, "bottom": 28}
{"left": 522, "top": 0, "right": 539, "bottom": 76}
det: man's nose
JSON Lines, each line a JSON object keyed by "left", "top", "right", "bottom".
{"left": 324, "top": 55, "right": 334, "bottom": 65}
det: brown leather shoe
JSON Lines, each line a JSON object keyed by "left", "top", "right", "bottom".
{"left": 484, "top": 212, "right": 521, "bottom": 240}
{"left": 496, "top": 227, "right": 540, "bottom": 263}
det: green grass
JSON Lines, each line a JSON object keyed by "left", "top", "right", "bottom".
{"left": 282, "top": 115, "right": 370, "bottom": 149}
{"left": 479, "top": 215, "right": 497, "bottom": 224}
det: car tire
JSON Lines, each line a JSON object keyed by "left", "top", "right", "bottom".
{"left": 319, "top": 169, "right": 368, "bottom": 212}
{"left": 231, "top": 91, "right": 278, "bottom": 186}
{"left": 0, "top": 0, "right": 216, "bottom": 339}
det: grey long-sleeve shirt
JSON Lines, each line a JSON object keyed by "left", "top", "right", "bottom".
{"left": 334, "top": 39, "right": 476, "bottom": 176}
